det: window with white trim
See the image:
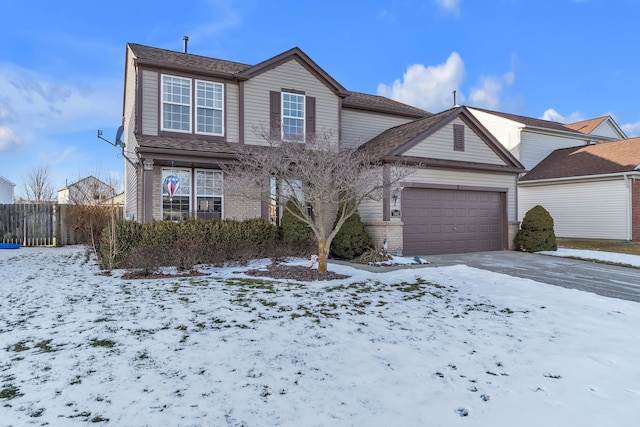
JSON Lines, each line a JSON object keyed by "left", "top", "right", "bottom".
{"left": 161, "top": 74, "right": 224, "bottom": 136}
{"left": 161, "top": 168, "right": 191, "bottom": 221}
{"left": 196, "top": 80, "right": 224, "bottom": 135}
{"left": 162, "top": 75, "right": 191, "bottom": 132}
{"left": 161, "top": 168, "right": 223, "bottom": 221}
{"left": 195, "top": 169, "right": 223, "bottom": 219}
{"left": 282, "top": 92, "right": 305, "bottom": 141}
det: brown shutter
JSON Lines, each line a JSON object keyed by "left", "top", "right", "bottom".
{"left": 306, "top": 96, "right": 316, "bottom": 140}
{"left": 270, "top": 91, "right": 281, "bottom": 140}
{"left": 453, "top": 124, "right": 465, "bottom": 151}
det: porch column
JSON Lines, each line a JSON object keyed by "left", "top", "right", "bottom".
{"left": 142, "top": 158, "right": 154, "bottom": 223}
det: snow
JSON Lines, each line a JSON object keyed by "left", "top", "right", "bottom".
{"left": 0, "top": 246, "right": 639, "bottom": 426}
{"left": 540, "top": 247, "right": 640, "bottom": 268}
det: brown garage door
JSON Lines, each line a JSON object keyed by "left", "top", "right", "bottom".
{"left": 402, "top": 188, "right": 504, "bottom": 256}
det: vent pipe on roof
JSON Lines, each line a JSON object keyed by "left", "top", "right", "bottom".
{"left": 183, "top": 36, "right": 189, "bottom": 53}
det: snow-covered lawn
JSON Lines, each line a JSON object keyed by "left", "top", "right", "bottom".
{"left": 1, "top": 246, "right": 639, "bottom": 426}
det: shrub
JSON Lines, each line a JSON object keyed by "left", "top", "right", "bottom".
{"left": 99, "top": 220, "right": 143, "bottom": 269}
{"left": 330, "top": 208, "right": 373, "bottom": 260}
{"left": 280, "top": 199, "right": 313, "bottom": 241}
{"left": 514, "top": 205, "right": 557, "bottom": 252}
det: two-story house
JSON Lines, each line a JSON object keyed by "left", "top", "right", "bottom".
{"left": 57, "top": 176, "right": 116, "bottom": 205}
{"left": 121, "top": 43, "right": 524, "bottom": 255}
{"left": 467, "top": 108, "right": 637, "bottom": 241}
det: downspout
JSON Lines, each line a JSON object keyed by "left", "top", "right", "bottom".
{"left": 624, "top": 174, "right": 632, "bottom": 241}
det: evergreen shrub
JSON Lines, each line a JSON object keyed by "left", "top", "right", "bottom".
{"left": 280, "top": 199, "right": 313, "bottom": 241}
{"left": 514, "top": 205, "right": 558, "bottom": 252}
{"left": 330, "top": 208, "right": 373, "bottom": 260}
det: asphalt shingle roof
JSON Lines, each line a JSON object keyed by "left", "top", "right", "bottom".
{"left": 357, "top": 110, "right": 454, "bottom": 159}
{"left": 564, "top": 116, "right": 609, "bottom": 135}
{"left": 520, "top": 138, "right": 640, "bottom": 181}
{"left": 469, "top": 107, "right": 579, "bottom": 133}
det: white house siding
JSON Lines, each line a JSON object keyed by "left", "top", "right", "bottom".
{"left": 518, "top": 179, "right": 630, "bottom": 240}
{"left": 520, "top": 131, "right": 587, "bottom": 171}
{"left": 404, "top": 117, "right": 508, "bottom": 165}
{"left": 141, "top": 70, "right": 159, "bottom": 136}
{"left": 467, "top": 108, "right": 522, "bottom": 154}
{"left": 123, "top": 52, "right": 140, "bottom": 219}
{"left": 242, "top": 59, "right": 340, "bottom": 146}
{"left": 591, "top": 121, "right": 620, "bottom": 139}
{"left": 341, "top": 109, "right": 414, "bottom": 148}
{"left": 0, "top": 177, "right": 14, "bottom": 204}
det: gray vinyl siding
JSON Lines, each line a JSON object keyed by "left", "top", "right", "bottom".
{"left": 226, "top": 83, "right": 240, "bottom": 143}
{"left": 520, "top": 131, "right": 588, "bottom": 171}
{"left": 141, "top": 70, "right": 159, "bottom": 136}
{"left": 519, "top": 179, "right": 630, "bottom": 240}
{"left": 404, "top": 117, "right": 507, "bottom": 165}
{"left": 358, "top": 198, "right": 384, "bottom": 223}
{"left": 242, "top": 60, "right": 339, "bottom": 146}
{"left": 341, "top": 109, "right": 415, "bottom": 148}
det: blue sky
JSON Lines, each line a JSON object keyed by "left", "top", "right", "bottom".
{"left": 2, "top": 0, "right": 640, "bottom": 196}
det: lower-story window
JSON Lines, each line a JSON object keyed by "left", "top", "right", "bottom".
{"left": 162, "top": 168, "right": 223, "bottom": 220}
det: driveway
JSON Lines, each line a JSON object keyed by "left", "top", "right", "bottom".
{"left": 346, "top": 251, "right": 640, "bottom": 303}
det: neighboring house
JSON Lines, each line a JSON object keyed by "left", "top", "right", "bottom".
{"left": 0, "top": 175, "right": 15, "bottom": 204}
{"left": 467, "top": 108, "right": 626, "bottom": 171}
{"left": 58, "top": 176, "right": 116, "bottom": 205}
{"left": 519, "top": 138, "right": 640, "bottom": 241}
{"left": 121, "top": 43, "right": 524, "bottom": 255}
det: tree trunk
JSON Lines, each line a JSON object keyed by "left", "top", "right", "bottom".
{"left": 317, "top": 238, "right": 328, "bottom": 273}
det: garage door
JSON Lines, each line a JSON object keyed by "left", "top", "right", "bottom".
{"left": 402, "top": 188, "right": 504, "bottom": 256}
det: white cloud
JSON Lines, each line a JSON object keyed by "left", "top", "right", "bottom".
{"left": 541, "top": 108, "right": 585, "bottom": 123}
{"left": 377, "top": 52, "right": 466, "bottom": 112}
{"left": 0, "top": 64, "right": 121, "bottom": 134}
{"left": 0, "top": 126, "right": 22, "bottom": 151}
{"left": 435, "top": 0, "right": 461, "bottom": 16}
{"left": 621, "top": 122, "right": 640, "bottom": 137}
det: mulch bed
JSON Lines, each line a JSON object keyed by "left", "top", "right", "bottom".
{"left": 245, "top": 263, "right": 350, "bottom": 281}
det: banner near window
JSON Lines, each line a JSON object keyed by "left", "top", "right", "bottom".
{"left": 163, "top": 175, "right": 180, "bottom": 201}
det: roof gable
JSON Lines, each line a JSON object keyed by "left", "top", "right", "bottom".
{"left": 0, "top": 175, "right": 16, "bottom": 186}
{"left": 358, "top": 106, "right": 524, "bottom": 171}
{"left": 236, "top": 47, "right": 347, "bottom": 96}
{"left": 565, "top": 116, "right": 627, "bottom": 139}
{"left": 521, "top": 138, "right": 640, "bottom": 181}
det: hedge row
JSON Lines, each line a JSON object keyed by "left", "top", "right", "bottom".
{"left": 100, "top": 218, "right": 280, "bottom": 269}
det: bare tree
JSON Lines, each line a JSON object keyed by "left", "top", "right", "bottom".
{"left": 21, "top": 166, "right": 54, "bottom": 203}
{"left": 224, "top": 127, "right": 414, "bottom": 273}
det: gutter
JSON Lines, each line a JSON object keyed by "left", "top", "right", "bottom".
{"left": 519, "top": 171, "right": 640, "bottom": 186}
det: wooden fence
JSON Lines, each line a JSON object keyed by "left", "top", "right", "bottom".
{"left": 0, "top": 204, "right": 123, "bottom": 247}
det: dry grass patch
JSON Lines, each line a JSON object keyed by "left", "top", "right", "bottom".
{"left": 557, "top": 238, "right": 640, "bottom": 256}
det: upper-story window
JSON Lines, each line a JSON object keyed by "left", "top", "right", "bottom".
{"left": 161, "top": 74, "right": 224, "bottom": 136}
{"left": 282, "top": 92, "right": 305, "bottom": 141}
{"left": 196, "top": 80, "right": 224, "bottom": 135}
{"left": 162, "top": 75, "right": 191, "bottom": 132}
